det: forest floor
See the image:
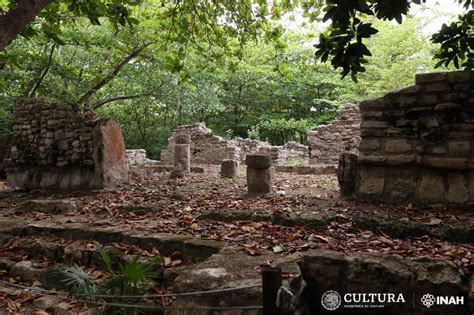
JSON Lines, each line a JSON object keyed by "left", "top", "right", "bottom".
{"left": 0, "top": 168, "right": 473, "bottom": 313}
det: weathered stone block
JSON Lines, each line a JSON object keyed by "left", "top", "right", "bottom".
{"left": 357, "top": 166, "right": 385, "bottom": 196}
{"left": 435, "top": 102, "right": 460, "bottom": 112}
{"left": 447, "top": 173, "right": 468, "bottom": 204}
{"left": 246, "top": 167, "right": 273, "bottom": 197}
{"left": 422, "top": 157, "right": 468, "bottom": 170}
{"left": 174, "top": 144, "right": 191, "bottom": 174}
{"left": 385, "top": 155, "right": 417, "bottom": 166}
{"left": 398, "top": 84, "right": 422, "bottom": 95}
{"left": 394, "top": 119, "right": 418, "bottom": 128}
{"left": 396, "top": 96, "right": 418, "bottom": 107}
{"left": 384, "top": 167, "right": 416, "bottom": 201}
{"left": 419, "top": 116, "right": 440, "bottom": 129}
{"left": 54, "top": 130, "right": 64, "bottom": 140}
{"left": 359, "top": 138, "right": 380, "bottom": 152}
{"left": 245, "top": 154, "right": 272, "bottom": 169}
{"left": 418, "top": 171, "right": 445, "bottom": 202}
{"left": 406, "top": 108, "right": 433, "bottom": 119}
{"left": 454, "top": 83, "right": 470, "bottom": 92}
{"left": 468, "top": 172, "right": 474, "bottom": 201}
{"left": 384, "top": 139, "right": 411, "bottom": 153}
{"left": 23, "top": 199, "right": 83, "bottom": 213}
{"left": 337, "top": 152, "right": 358, "bottom": 197}
{"left": 358, "top": 154, "right": 386, "bottom": 165}
{"left": 93, "top": 119, "right": 129, "bottom": 188}
{"left": 384, "top": 110, "right": 405, "bottom": 118}
{"left": 425, "top": 83, "right": 452, "bottom": 94}
{"left": 220, "top": 159, "right": 239, "bottom": 178}
{"left": 448, "top": 141, "right": 471, "bottom": 157}
{"left": 417, "top": 144, "right": 448, "bottom": 155}
{"left": 415, "top": 72, "right": 446, "bottom": 84}
{"left": 361, "top": 111, "right": 383, "bottom": 119}
{"left": 446, "top": 71, "right": 470, "bottom": 84}
{"left": 175, "top": 133, "right": 191, "bottom": 144}
{"left": 360, "top": 121, "right": 389, "bottom": 129}
{"left": 359, "top": 98, "right": 384, "bottom": 111}
{"left": 441, "top": 93, "right": 469, "bottom": 102}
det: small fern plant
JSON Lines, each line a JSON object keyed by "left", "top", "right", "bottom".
{"left": 97, "top": 242, "right": 163, "bottom": 296}
{"left": 60, "top": 242, "right": 163, "bottom": 302}
{"left": 61, "top": 265, "right": 100, "bottom": 300}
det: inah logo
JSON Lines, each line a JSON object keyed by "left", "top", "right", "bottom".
{"left": 321, "top": 290, "right": 342, "bottom": 311}
{"left": 420, "top": 293, "right": 464, "bottom": 308}
{"left": 421, "top": 294, "right": 436, "bottom": 308}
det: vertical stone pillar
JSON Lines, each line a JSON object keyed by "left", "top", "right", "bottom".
{"left": 93, "top": 119, "right": 129, "bottom": 188}
{"left": 246, "top": 154, "right": 273, "bottom": 197}
{"left": 337, "top": 152, "right": 358, "bottom": 197}
{"left": 171, "top": 134, "right": 191, "bottom": 178}
{"left": 221, "top": 159, "right": 239, "bottom": 178}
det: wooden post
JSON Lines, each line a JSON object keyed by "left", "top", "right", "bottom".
{"left": 262, "top": 266, "right": 282, "bottom": 315}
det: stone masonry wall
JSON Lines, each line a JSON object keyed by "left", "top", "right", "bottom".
{"left": 5, "top": 99, "right": 129, "bottom": 190}
{"left": 347, "top": 71, "right": 474, "bottom": 204}
{"left": 160, "top": 123, "right": 309, "bottom": 166}
{"left": 307, "top": 103, "right": 361, "bottom": 165}
{"left": 126, "top": 149, "right": 158, "bottom": 167}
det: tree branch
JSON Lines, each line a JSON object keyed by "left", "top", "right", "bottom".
{"left": 92, "top": 93, "right": 153, "bottom": 110}
{"left": 77, "top": 42, "right": 154, "bottom": 106}
{"left": 28, "top": 43, "right": 56, "bottom": 97}
{"left": 0, "top": 0, "right": 53, "bottom": 51}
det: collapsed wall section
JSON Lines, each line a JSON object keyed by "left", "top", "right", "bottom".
{"left": 126, "top": 149, "right": 158, "bottom": 167}
{"left": 5, "top": 99, "right": 129, "bottom": 190}
{"left": 341, "top": 71, "right": 474, "bottom": 204}
{"left": 160, "top": 123, "right": 309, "bottom": 166}
{"left": 307, "top": 104, "right": 361, "bottom": 165}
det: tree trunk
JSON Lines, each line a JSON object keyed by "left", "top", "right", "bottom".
{"left": 0, "top": 0, "right": 53, "bottom": 51}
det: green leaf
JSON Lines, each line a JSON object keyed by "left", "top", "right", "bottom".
{"left": 95, "top": 242, "right": 114, "bottom": 274}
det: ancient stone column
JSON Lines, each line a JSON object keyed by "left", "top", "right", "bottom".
{"left": 337, "top": 152, "right": 358, "bottom": 197}
{"left": 221, "top": 159, "right": 239, "bottom": 178}
{"left": 93, "top": 119, "right": 130, "bottom": 188}
{"left": 171, "top": 134, "right": 191, "bottom": 178}
{"left": 246, "top": 154, "right": 273, "bottom": 197}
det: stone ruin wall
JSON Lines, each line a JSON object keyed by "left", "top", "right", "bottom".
{"left": 126, "top": 149, "right": 158, "bottom": 167}
{"left": 5, "top": 99, "right": 129, "bottom": 190}
{"left": 307, "top": 104, "right": 361, "bottom": 165}
{"left": 160, "top": 123, "right": 309, "bottom": 166}
{"left": 341, "top": 71, "right": 474, "bottom": 204}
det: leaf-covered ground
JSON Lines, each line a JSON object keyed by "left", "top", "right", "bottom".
{"left": 0, "top": 169, "right": 472, "bottom": 269}
{"left": 0, "top": 169, "right": 473, "bottom": 312}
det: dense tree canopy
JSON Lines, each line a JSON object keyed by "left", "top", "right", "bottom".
{"left": 0, "top": 0, "right": 470, "bottom": 158}
{"left": 0, "top": 0, "right": 472, "bottom": 78}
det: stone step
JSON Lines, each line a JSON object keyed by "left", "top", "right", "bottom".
{"left": 0, "top": 234, "right": 202, "bottom": 291}
{"left": 198, "top": 209, "right": 474, "bottom": 245}
{"left": 22, "top": 199, "right": 83, "bottom": 214}
{"left": 4, "top": 220, "right": 223, "bottom": 261}
{"left": 2, "top": 234, "right": 167, "bottom": 270}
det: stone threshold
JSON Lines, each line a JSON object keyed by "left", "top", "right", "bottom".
{"left": 2, "top": 219, "right": 222, "bottom": 261}
{"left": 197, "top": 209, "right": 474, "bottom": 245}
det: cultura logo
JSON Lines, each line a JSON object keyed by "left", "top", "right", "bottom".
{"left": 421, "top": 294, "right": 436, "bottom": 308}
{"left": 321, "top": 290, "right": 342, "bottom": 311}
